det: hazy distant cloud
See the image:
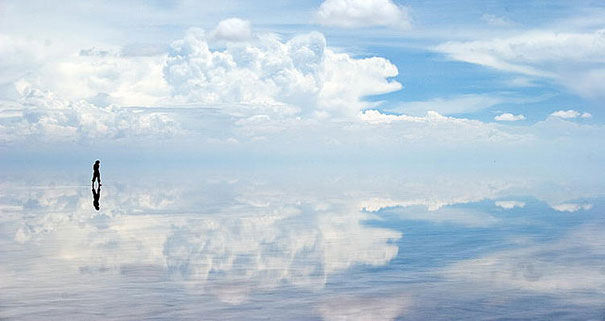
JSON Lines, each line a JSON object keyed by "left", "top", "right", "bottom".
{"left": 550, "top": 110, "right": 592, "bottom": 119}
{"left": 389, "top": 94, "right": 503, "bottom": 116}
{"left": 551, "top": 203, "right": 593, "bottom": 212}
{"left": 357, "top": 109, "right": 528, "bottom": 145}
{"left": 315, "top": 0, "right": 411, "bottom": 29}
{"left": 495, "top": 200, "right": 525, "bottom": 209}
{"left": 0, "top": 80, "right": 181, "bottom": 143}
{"left": 494, "top": 113, "right": 525, "bottom": 121}
{"left": 212, "top": 18, "right": 252, "bottom": 42}
{"left": 435, "top": 29, "right": 605, "bottom": 98}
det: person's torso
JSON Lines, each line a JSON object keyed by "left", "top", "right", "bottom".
{"left": 93, "top": 163, "right": 99, "bottom": 171}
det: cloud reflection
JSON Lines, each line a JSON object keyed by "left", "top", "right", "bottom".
{"left": 2, "top": 168, "right": 604, "bottom": 319}
{"left": 5, "top": 177, "right": 401, "bottom": 305}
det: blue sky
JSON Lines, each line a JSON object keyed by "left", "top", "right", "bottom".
{"left": 0, "top": 0, "right": 604, "bottom": 165}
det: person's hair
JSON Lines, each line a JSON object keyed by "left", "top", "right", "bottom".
{"left": 95, "top": 160, "right": 100, "bottom": 163}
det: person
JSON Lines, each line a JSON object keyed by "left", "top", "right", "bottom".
{"left": 92, "top": 160, "right": 102, "bottom": 187}
{"left": 92, "top": 185, "right": 101, "bottom": 211}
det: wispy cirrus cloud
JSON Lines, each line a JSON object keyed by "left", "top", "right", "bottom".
{"left": 434, "top": 29, "right": 605, "bottom": 98}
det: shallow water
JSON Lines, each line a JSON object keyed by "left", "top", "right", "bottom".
{"left": 1, "top": 165, "right": 604, "bottom": 320}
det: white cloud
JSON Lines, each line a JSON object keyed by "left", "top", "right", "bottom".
{"left": 0, "top": 28, "right": 405, "bottom": 144}
{"left": 1, "top": 27, "right": 604, "bottom": 155}
{"left": 36, "top": 48, "right": 170, "bottom": 107}
{"left": 550, "top": 110, "right": 592, "bottom": 119}
{"left": 495, "top": 200, "right": 525, "bottom": 209}
{"left": 0, "top": 80, "right": 180, "bottom": 143}
{"left": 494, "top": 113, "right": 525, "bottom": 121}
{"left": 164, "top": 29, "right": 401, "bottom": 117}
{"left": 315, "top": 0, "right": 411, "bottom": 29}
{"left": 389, "top": 94, "right": 503, "bottom": 116}
{"left": 551, "top": 203, "right": 593, "bottom": 212}
{"left": 212, "top": 18, "right": 252, "bottom": 42}
{"left": 435, "top": 29, "right": 605, "bottom": 97}
{"left": 5, "top": 28, "right": 402, "bottom": 120}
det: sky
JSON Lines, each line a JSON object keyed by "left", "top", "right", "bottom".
{"left": 2, "top": 3, "right": 605, "bottom": 317}
{"left": 0, "top": 0, "right": 604, "bottom": 168}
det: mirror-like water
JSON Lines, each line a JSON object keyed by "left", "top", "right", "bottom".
{"left": 1, "top": 166, "right": 604, "bottom": 320}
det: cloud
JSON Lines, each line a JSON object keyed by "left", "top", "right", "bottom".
{"left": 212, "top": 18, "right": 252, "bottom": 42}
{"left": 494, "top": 113, "right": 525, "bottom": 121}
{"left": 317, "top": 294, "right": 411, "bottom": 321}
{"left": 495, "top": 200, "right": 525, "bottom": 209}
{"left": 5, "top": 28, "right": 402, "bottom": 119}
{"left": 0, "top": 80, "right": 181, "bottom": 143}
{"left": 357, "top": 109, "right": 526, "bottom": 144}
{"left": 1, "top": 27, "right": 604, "bottom": 156}
{"left": 164, "top": 29, "right": 401, "bottom": 117}
{"left": 37, "top": 47, "right": 170, "bottom": 107}
{"left": 434, "top": 29, "right": 605, "bottom": 98}
{"left": 0, "top": 33, "right": 69, "bottom": 92}
{"left": 393, "top": 206, "right": 500, "bottom": 228}
{"left": 360, "top": 184, "right": 508, "bottom": 212}
{"left": 0, "top": 28, "right": 405, "bottom": 144}
{"left": 550, "top": 110, "right": 592, "bottom": 119}
{"left": 551, "top": 203, "right": 593, "bottom": 212}
{"left": 315, "top": 0, "right": 411, "bottom": 29}
{"left": 389, "top": 94, "right": 503, "bottom": 116}
{"left": 7, "top": 177, "right": 401, "bottom": 304}
{"left": 441, "top": 224, "right": 605, "bottom": 301}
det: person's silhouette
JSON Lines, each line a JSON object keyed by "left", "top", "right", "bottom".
{"left": 92, "top": 160, "right": 102, "bottom": 187}
{"left": 92, "top": 185, "right": 101, "bottom": 211}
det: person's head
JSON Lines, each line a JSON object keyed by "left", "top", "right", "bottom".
{"left": 95, "top": 160, "right": 100, "bottom": 164}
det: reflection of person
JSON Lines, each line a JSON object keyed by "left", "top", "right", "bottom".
{"left": 92, "top": 186, "right": 101, "bottom": 211}
{"left": 92, "top": 160, "right": 101, "bottom": 187}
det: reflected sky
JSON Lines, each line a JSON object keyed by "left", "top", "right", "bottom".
{"left": 1, "top": 166, "right": 604, "bottom": 320}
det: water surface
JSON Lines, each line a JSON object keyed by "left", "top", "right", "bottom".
{"left": 1, "top": 166, "right": 604, "bottom": 320}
